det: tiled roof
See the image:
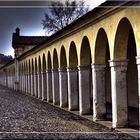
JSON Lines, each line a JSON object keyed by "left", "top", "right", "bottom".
{"left": 12, "top": 32, "right": 48, "bottom": 48}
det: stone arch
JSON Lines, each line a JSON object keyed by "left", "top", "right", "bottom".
{"left": 35, "top": 58, "right": 38, "bottom": 74}
{"left": 53, "top": 49, "right": 59, "bottom": 69}
{"left": 25, "top": 60, "right": 28, "bottom": 93}
{"left": 80, "top": 36, "right": 92, "bottom": 66}
{"left": 35, "top": 58, "right": 38, "bottom": 97}
{"left": 31, "top": 59, "right": 34, "bottom": 75}
{"left": 113, "top": 17, "right": 138, "bottom": 127}
{"left": 42, "top": 54, "right": 47, "bottom": 71}
{"left": 114, "top": 17, "right": 136, "bottom": 60}
{"left": 60, "top": 46, "right": 67, "bottom": 68}
{"left": 42, "top": 54, "right": 47, "bottom": 100}
{"left": 47, "top": 51, "right": 52, "bottom": 70}
{"left": 25, "top": 60, "right": 28, "bottom": 74}
{"left": 68, "top": 41, "right": 79, "bottom": 111}
{"left": 47, "top": 51, "right": 53, "bottom": 102}
{"left": 31, "top": 58, "right": 34, "bottom": 96}
{"left": 52, "top": 49, "right": 60, "bottom": 105}
{"left": 93, "top": 28, "right": 112, "bottom": 120}
{"left": 79, "top": 36, "right": 92, "bottom": 115}
{"left": 59, "top": 45, "right": 68, "bottom": 107}
{"left": 28, "top": 59, "right": 31, "bottom": 74}
{"left": 95, "top": 28, "right": 110, "bottom": 64}
{"left": 28, "top": 59, "right": 31, "bottom": 94}
{"left": 38, "top": 56, "right": 42, "bottom": 99}
{"left": 38, "top": 56, "right": 42, "bottom": 72}
{"left": 69, "top": 41, "right": 78, "bottom": 67}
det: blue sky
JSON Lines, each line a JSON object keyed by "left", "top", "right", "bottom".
{"left": 0, "top": 0, "right": 106, "bottom": 57}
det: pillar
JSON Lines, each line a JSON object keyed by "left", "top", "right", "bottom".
{"left": 59, "top": 68, "right": 68, "bottom": 107}
{"left": 28, "top": 73, "right": 31, "bottom": 94}
{"left": 52, "top": 69, "right": 59, "bottom": 105}
{"left": 15, "top": 59, "right": 19, "bottom": 91}
{"left": 41, "top": 71, "right": 47, "bottom": 100}
{"left": 92, "top": 64, "right": 106, "bottom": 120}
{"left": 46, "top": 70, "right": 53, "bottom": 102}
{"left": 37, "top": 72, "right": 42, "bottom": 99}
{"left": 25, "top": 74, "right": 28, "bottom": 94}
{"left": 110, "top": 60, "right": 128, "bottom": 128}
{"left": 78, "top": 65, "right": 91, "bottom": 115}
{"left": 24, "top": 74, "right": 26, "bottom": 93}
{"left": 31, "top": 73, "right": 34, "bottom": 96}
{"left": 34, "top": 72, "right": 38, "bottom": 97}
{"left": 23, "top": 74, "right": 25, "bottom": 93}
{"left": 67, "top": 67, "right": 78, "bottom": 111}
{"left": 136, "top": 57, "right": 140, "bottom": 129}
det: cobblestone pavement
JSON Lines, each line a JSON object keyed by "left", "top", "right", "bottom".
{"left": 0, "top": 85, "right": 138, "bottom": 139}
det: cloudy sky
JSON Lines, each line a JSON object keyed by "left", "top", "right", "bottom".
{"left": 0, "top": 0, "right": 106, "bottom": 57}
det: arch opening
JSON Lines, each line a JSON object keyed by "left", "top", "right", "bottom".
{"left": 59, "top": 46, "right": 68, "bottom": 107}
{"left": 80, "top": 36, "right": 92, "bottom": 114}
{"left": 60, "top": 46, "right": 67, "bottom": 69}
{"left": 28, "top": 60, "right": 31, "bottom": 94}
{"left": 31, "top": 59, "right": 34, "bottom": 96}
{"left": 95, "top": 28, "right": 112, "bottom": 120}
{"left": 35, "top": 58, "right": 38, "bottom": 97}
{"left": 47, "top": 51, "right": 53, "bottom": 102}
{"left": 42, "top": 54, "right": 47, "bottom": 100}
{"left": 53, "top": 49, "right": 59, "bottom": 69}
{"left": 80, "top": 36, "right": 91, "bottom": 66}
{"left": 69, "top": 41, "right": 78, "bottom": 67}
{"left": 38, "top": 56, "right": 42, "bottom": 98}
{"left": 114, "top": 18, "right": 139, "bottom": 128}
{"left": 47, "top": 52, "right": 52, "bottom": 70}
{"left": 68, "top": 41, "right": 79, "bottom": 110}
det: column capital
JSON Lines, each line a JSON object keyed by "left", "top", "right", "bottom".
{"left": 91, "top": 64, "right": 106, "bottom": 71}
{"left": 67, "top": 67, "right": 78, "bottom": 72}
{"left": 34, "top": 72, "right": 38, "bottom": 75}
{"left": 51, "top": 69, "right": 58, "bottom": 72}
{"left": 58, "top": 68, "right": 67, "bottom": 72}
{"left": 46, "top": 69, "right": 52, "bottom": 73}
{"left": 78, "top": 65, "right": 91, "bottom": 71}
{"left": 37, "top": 72, "right": 41, "bottom": 75}
{"left": 136, "top": 56, "right": 140, "bottom": 65}
{"left": 109, "top": 60, "right": 128, "bottom": 67}
{"left": 41, "top": 71, "right": 46, "bottom": 74}
{"left": 109, "top": 60, "right": 128, "bottom": 72}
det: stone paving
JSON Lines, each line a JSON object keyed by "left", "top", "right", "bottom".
{"left": 0, "top": 85, "right": 139, "bottom": 139}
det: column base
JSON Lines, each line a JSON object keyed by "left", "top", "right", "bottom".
{"left": 93, "top": 114, "right": 106, "bottom": 121}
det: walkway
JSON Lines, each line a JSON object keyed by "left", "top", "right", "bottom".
{"left": 0, "top": 85, "right": 138, "bottom": 139}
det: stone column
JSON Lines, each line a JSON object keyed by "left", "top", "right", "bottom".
{"left": 52, "top": 69, "right": 59, "bottom": 105}
{"left": 46, "top": 70, "right": 53, "bottom": 102}
{"left": 37, "top": 72, "right": 42, "bottom": 99}
{"left": 78, "top": 65, "right": 91, "bottom": 115}
{"left": 136, "top": 57, "right": 140, "bottom": 129}
{"left": 24, "top": 74, "right": 26, "bottom": 93}
{"left": 67, "top": 67, "right": 78, "bottom": 111}
{"left": 22, "top": 74, "right": 24, "bottom": 92}
{"left": 59, "top": 68, "right": 68, "bottom": 107}
{"left": 19, "top": 74, "right": 22, "bottom": 91}
{"left": 110, "top": 60, "right": 128, "bottom": 128}
{"left": 34, "top": 72, "right": 38, "bottom": 97}
{"left": 30, "top": 74, "right": 34, "bottom": 96}
{"left": 28, "top": 73, "right": 31, "bottom": 94}
{"left": 92, "top": 64, "right": 106, "bottom": 120}
{"left": 26, "top": 74, "right": 28, "bottom": 94}
{"left": 41, "top": 71, "right": 47, "bottom": 100}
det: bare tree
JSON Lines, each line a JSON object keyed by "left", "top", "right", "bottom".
{"left": 42, "top": 0, "right": 88, "bottom": 35}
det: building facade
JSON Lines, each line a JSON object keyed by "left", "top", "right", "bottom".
{"left": 0, "top": 1, "right": 139, "bottom": 129}
{"left": 12, "top": 27, "right": 48, "bottom": 57}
